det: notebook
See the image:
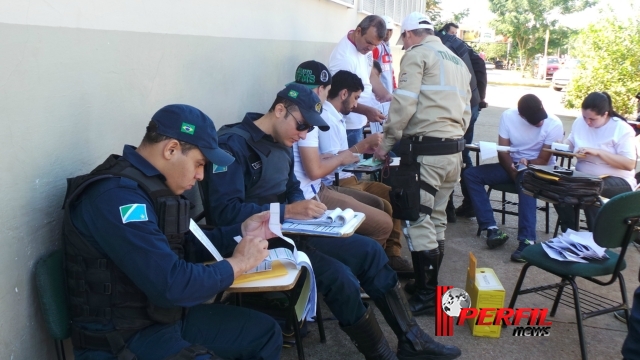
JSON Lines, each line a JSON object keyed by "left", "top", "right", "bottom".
{"left": 285, "top": 208, "right": 355, "bottom": 227}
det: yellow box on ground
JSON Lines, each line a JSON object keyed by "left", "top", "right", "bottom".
{"left": 465, "top": 252, "right": 505, "bottom": 338}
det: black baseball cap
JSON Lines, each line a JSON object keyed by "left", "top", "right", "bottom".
{"left": 150, "top": 104, "right": 235, "bottom": 166}
{"left": 293, "top": 60, "right": 332, "bottom": 89}
{"left": 518, "top": 94, "right": 548, "bottom": 125}
{"left": 277, "top": 83, "right": 330, "bottom": 132}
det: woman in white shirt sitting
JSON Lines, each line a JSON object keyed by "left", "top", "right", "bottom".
{"left": 556, "top": 91, "right": 638, "bottom": 232}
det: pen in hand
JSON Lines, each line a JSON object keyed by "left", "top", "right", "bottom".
{"left": 311, "top": 184, "right": 321, "bottom": 203}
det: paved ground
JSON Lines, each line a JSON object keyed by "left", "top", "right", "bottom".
{"left": 280, "top": 86, "right": 639, "bottom": 360}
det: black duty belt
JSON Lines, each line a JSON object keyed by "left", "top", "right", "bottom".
{"left": 408, "top": 136, "right": 465, "bottom": 156}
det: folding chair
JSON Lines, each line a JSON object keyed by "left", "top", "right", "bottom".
{"left": 506, "top": 191, "right": 640, "bottom": 360}
{"left": 35, "top": 249, "right": 70, "bottom": 360}
{"left": 475, "top": 183, "right": 550, "bottom": 235}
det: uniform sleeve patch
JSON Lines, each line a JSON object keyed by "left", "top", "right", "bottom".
{"left": 119, "top": 204, "right": 148, "bottom": 223}
{"left": 399, "top": 72, "right": 408, "bottom": 83}
{"left": 212, "top": 164, "right": 227, "bottom": 173}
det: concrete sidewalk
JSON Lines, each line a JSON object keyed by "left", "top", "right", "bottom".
{"left": 279, "top": 105, "right": 638, "bottom": 360}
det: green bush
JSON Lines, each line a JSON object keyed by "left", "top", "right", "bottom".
{"left": 565, "top": 17, "right": 640, "bottom": 117}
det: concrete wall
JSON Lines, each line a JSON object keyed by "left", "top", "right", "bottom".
{"left": 0, "top": 0, "right": 407, "bottom": 358}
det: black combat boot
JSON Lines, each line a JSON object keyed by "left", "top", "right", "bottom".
{"left": 407, "top": 249, "right": 440, "bottom": 316}
{"left": 341, "top": 304, "right": 398, "bottom": 360}
{"left": 403, "top": 241, "right": 444, "bottom": 296}
{"left": 374, "top": 282, "right": 462, "bottom": 360}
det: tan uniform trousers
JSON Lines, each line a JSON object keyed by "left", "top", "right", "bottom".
{"left": 317, "top": 184, "right": 393, "bottom": 248}
{"left": 408, "top": 153, "right": 462, "bottom": 252}
{"left": 330, "top": 177, "right": 403, "bottom": 257}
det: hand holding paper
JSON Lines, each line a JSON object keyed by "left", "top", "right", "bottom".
{"left": 241, "top": 211, "right": 276, "bottom": 240}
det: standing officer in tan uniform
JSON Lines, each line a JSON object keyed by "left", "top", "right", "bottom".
{"left": 374, "top": 12, "right": 471, "bottom": 316}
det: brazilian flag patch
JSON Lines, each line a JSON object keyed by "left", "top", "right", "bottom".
{"left": 181, "top": 122, "right": 195, "bottom": 135}
{"left": 119, "top": 204, "right": 148, "bottom": 223}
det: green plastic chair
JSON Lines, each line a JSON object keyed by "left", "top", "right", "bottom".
{"left": 35, "top": 249, "right": 70, "bottom": 360}
{"left": 506, "top": 191, "right": 639, "bottom": 360}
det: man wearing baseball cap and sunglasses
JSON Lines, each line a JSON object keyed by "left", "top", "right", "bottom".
{"left": 62, "top": 104, "right": 283, "bottom": 359}
{"left": 205, "top": 84, "right": 461, "bottom": 359}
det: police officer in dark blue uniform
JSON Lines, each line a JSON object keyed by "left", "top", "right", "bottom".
{"left": 63, "top": 104, "right": 282, "bottom": 360}
{"left": 203, "top": 83, "right": 461, "bottom": 360}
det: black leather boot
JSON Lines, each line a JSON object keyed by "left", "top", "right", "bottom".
{"left": 374, "top": 282, "right": 462, "bottom": 360}
{"left": 403, "top": 241, "right": 444, "bottom": 296}
{"left": 341, "top": 304, "right": 398, "bottom": 360}
{"left": 407, "top": 249, "right": 440, "bottom": 316}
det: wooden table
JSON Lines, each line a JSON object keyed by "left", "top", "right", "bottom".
{"left": 542, "top": 148, "right": 585, "bottom": 168}
{"left": 465, "top": 143, "right": 512, "bottom": 165}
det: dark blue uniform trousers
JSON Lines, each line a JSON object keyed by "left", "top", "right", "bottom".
{"left": 305, "top": 234, "right": 397, "bottom": 326}
{"left": 74, "top": 304, "right": 282, "bottom": 360}
{"left": 622, "top": 286, "right": 640, "bottom": 359}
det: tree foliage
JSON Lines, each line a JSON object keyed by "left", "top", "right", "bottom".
{"left": 488, "top": 0, "right": 596, "bottom": 72}
{"left": 425, "top": 0, "right": 442, "bottom": 24}
{"left": 564, "top": 16, "right": 640, "bottom": 117}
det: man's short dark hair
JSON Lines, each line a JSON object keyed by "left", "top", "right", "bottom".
{"left": 357, "top": 15, "right": 386, "bottom": 40}
{"left": 268, "top": 97, "right": 299, "bottom": 113}
{"left": 409, "top": 28, "right": 434, "bottom": 37}
{"left": 328, "top": 70, "right": 365, "bottom": 100}
{"left": 142, "top": 121, "right": 198, "bottom": 153}
{"left": 442, "top": 23, "right": 459, "bottom": 33}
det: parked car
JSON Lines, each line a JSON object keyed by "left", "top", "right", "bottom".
{"left": 494, "top": 60, "right": 505, "bottom": 69}
{"left": 551, "top": 59, "right": 580, "bottom": 91}
{"left": 535, "top": 56, "right": 560, "bottom": 80}
{"left": 485, "top": 61, "right": 496, "bottom": 70}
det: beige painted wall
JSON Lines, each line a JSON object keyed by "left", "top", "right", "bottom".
{"left": 0, "top": 0, "right": 405, "bottom": 358}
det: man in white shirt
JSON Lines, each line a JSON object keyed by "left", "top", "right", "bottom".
{"left": 463, "top": 94, "right": 564, "bottom": 262}
{"left": 329, "top": 15, "right": 391, "bottom": 148}
{"left": 294, "top": 69, "right": 412, "bottom": 273}
{"left": 292, "top": 64, "right": 395, "bottom": 258}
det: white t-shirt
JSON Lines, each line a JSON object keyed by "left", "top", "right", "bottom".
{"left": 328, "top": 32, "right": 375, "bottom": 130}
{"left": 498, "top": 108, "right": 564, "bottom": 164}
{"left": 567, "top": 116, "right": 637, "bottom": 188}
{"left": 292, "top": 128, "right": 323, "bottom": 199}
{"left": 317, "top": 101, "right": 356, "bottom": 186}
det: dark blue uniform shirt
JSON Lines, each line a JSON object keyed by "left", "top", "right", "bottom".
{"left": 206, "top": 113, "right": 305, "bottom": 226}
{"left": 71, "top": 145, "right": 239, "bottom": 318}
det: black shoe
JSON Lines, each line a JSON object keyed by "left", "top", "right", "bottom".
{"left": 375, "top": 282, "right": 462, "bottom": 360}
{"left": 614, "top": 310, "right": 628, "bottom": 324}
{"left": 486, "top": 228, "right": 509, "bottom": 249}
{"left": 341, "top": 304, "right": 398, "bottom": 360}
{"left": 510, "top": 240, "right": 534, "bottom": 262}
{"left": 454, "top": 202, "right": 475, "bottom": 218}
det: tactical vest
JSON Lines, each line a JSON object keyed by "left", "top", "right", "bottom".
{"left": 63, "top": 154, "right": 190, "bottom": 354}
{"left": 218, "top": 125, "right": 292, "bottom": 205}
{"left": 437, "top": 33, "right": 480, "bottom": 107}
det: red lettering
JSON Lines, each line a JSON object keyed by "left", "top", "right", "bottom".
{"left": 456, "top": 308, "right": 478, "bottom": 326}
{"left": 527, "top": 309, "right": 540, "bottom": 325}
{"left": 537, "top": 308, "right": 553, "bottom": 326}
{"left": 476, "top": 308, "right": 496, "bottom": 326}
{"left": 493, "top": 308, "right": 515, "bottom": 326}
{"left": 513, "top": 308, "right": 533, "bottom": 326}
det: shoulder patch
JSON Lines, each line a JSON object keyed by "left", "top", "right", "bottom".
{"left": 119, "top": 204, "right": 148, "bottom": 223}
{"left": 212, "top": 164, "right": 227, "bottom": 173}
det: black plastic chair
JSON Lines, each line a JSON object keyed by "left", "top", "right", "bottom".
{"left": 507, "top": 191, "right": 639, "bottom": 359}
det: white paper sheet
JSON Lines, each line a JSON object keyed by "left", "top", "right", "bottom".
{"left": 189, "top": 219, "right": 223, "bottom": 261}
{"left": 479, "top": 141, "right": 498, "bottom": 161}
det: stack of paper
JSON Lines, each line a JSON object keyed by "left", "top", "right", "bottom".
{"left": 541, "top": 229, "right": 609, "bottom": 263}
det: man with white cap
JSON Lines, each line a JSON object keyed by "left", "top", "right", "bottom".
{"left": 374, "top": 12, "right": 472, "bottom": 317}
{"left": 372, "top": 15, "right": 396, "bottom": 93}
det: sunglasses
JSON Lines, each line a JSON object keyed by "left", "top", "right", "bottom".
{"left": 286, "top": 108, "right": 314, "bottom": 132}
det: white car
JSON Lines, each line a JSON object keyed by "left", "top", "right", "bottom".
{"left": 551, "top": 59, "right": 580, "bottom": 91}
{"left": 485, "top": 61, "right": 496, "bottom": 70}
